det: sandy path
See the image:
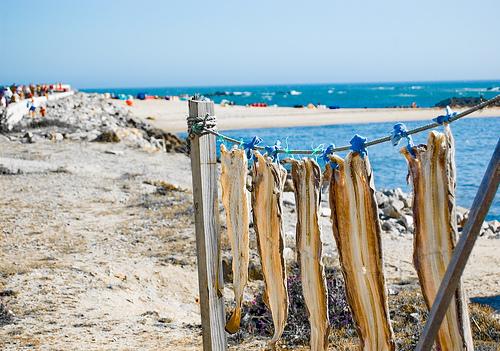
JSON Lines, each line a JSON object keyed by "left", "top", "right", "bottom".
{"left": 113, "top": 99, "right": 500, "bottom": 133}
{"left": 0, "top": 141, "right": 201, "bottom": 350}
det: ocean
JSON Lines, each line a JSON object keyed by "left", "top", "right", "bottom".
{"left": 216, "top": 118, "right": 499, "bottom": 221}
{"left": 83, "top": 81, "right": 500, "bottom": 221}
{"left": 82, "top": 80, "right": 500, "bottom": 108}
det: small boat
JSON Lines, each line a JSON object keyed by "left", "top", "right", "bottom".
{"left": 289, "top": 90, "right": 302, "bottom": 96}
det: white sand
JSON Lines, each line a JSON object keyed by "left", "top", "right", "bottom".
{"left": 114, "top": 99, "right": 500, "bottom": 133}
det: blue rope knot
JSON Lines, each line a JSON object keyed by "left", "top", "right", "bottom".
{"left": 242, "top": 136, "right": 262, "bottom": 159}
{"left": 350, "top": 134, "right": 368, "bottom": 158}
{"left": 433, "top": 106, "right": 457, "bottom": 125}
{"left": 391, "top": 123, "right": 415, "bottom": 157}
{"left": 264, "top": 140, "right": 283, "bottom": 162}
{"left": 320, "top": 144, "right": 338, "bottom": 169}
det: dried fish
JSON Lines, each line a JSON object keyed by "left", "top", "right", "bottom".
{"left": 220, "top": 145, "right": 250, "bottom": 334}
{"left": 252, "top": 151, "right": 288, "bottom": 348}
{"left": 291, "top": 158, "right": 330, "bottom": 351}
{"left": 329, "top": 152, "right": 395, "bottom": 351}
{"left": 402, "top": 126, "right": 473, "bottom": 350}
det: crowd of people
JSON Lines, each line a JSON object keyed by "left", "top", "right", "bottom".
{"left": 0, "top": 83, "right": 70, "bottom": 117}
{"left": 0, "top": 83, "right": 69, "bottom": 109}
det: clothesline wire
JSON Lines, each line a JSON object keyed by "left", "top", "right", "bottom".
{"left": 200, "top": 94, "right": 500, "bottom": 155}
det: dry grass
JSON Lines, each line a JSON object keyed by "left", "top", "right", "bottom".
{"left": 229, "top": 268, "right": 500, "bottom": 350}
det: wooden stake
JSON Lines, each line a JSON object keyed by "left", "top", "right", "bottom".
{"left": 188, "top": 98, "right": 227, "bottom": 350}
{"left": 416, "top": 139, "right": 500, "bottom": 350}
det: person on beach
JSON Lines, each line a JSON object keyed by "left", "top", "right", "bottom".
{"left": 0, "top": 94, "right": 6, "bottom": 109}
{"left": 40, "top": 105, "right": 46, "bottom": 117}
{"left": 3, "top": 87, "right": 12, "bottom": 106}
{"left": 28, "top": 97, "right": 37, "bottom": 118}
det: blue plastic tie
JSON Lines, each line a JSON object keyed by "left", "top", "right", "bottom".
{"left": 311, "top": 143, "right": 324, "bottom": 162}
{"left": 264, "top": 140, "right": 283, "bottom": 162}
{"left": 433, "top": 106, "right": 457, "bottom": 125}
{"left": 217, "top": 136, "right": 227, "bottom": 147}
{"left": 242, "top": 136, "right": 262, "bottom": 159}
{"left": 391, "top": 123, "right": 415, "bottom": 157}
{"left": 320, "top": 143, "right": 338, "bottom": 169}
{"left": 350, "top": 134, "right": 368, "bottom": 158}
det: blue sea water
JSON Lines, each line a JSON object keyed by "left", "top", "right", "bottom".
{"left": 215, "top": 118, "right": 500, "bottom": 221}
{"left": 82, "top": 80, "right": 500, "bottom": 108}
{"left": 178, "top": 117, "right": 499, "bottom": 221}
{"left": 83, "top": 81, "right": 500, "bottom": 220}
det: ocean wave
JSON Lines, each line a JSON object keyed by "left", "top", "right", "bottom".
{"left": 393, "top": 93, "right": 416, "bottom": 97}
{"left": 410, "top": 85, "right": 423, "bottom": 90}
{"left": 336, "top": 91, "right": 347, "bottom": 94}
{"left": 232, "top": 91, "right": 252, "bottom": 96}
{"left": 327, "top": 89, "right": 335, "bottom": 94}
{"left": 455, "top": 87, "right": 500, "bottom": 92}
{"left": 369, "top": 86, "right": 395, "bottom": 90}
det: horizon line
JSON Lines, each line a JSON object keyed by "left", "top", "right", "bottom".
{"left": 76, "top": 78, "right": 500, "bottom": 91}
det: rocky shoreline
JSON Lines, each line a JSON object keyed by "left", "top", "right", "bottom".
{"left": 1, "top": 93, "right": 186, "bottom": 153}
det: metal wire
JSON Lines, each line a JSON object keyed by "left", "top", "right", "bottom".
{"left": 202, "top": 94, "right": 500, "bottom": 155}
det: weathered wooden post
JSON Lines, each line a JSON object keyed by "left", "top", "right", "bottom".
{"left": 187, "top": 97, "right": 227, "bottom": 351}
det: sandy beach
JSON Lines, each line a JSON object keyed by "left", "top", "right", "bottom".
{"left": 1, "top": 93, "right": 499, "bottom": 350}
{"left": 113, "top": 99, "right": 500, "bottom": 133}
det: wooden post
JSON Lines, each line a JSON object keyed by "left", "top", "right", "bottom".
{"left": 416, "top": 139, "right": 500, "bottom": 351}
{"left": 187, "top": 98, "right": 227, "bottom": 351}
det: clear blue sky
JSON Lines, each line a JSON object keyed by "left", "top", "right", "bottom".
{"left": 1, "top": 0, "right": 499, "bottom": 88}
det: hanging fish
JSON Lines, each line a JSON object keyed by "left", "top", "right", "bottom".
{"left": 251, "top": 151, "right": 288, "bottom": 348}
{"left": 220, "top": 145, "right": 250, "bottom": 334}
{"left": 328, "top": 152, "right": 395, "bottom": 351}
{"left": 290, "top": 158, "right": 330, "bottom": 351}
{"left": 401, "top": 126, "right": 474, "bottom": 350}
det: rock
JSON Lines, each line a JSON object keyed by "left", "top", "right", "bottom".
{"left": 391, "top": 198, "right": 405, "bottom": 211}
{"left": 95, "top": 130, "right": 120, "bottom": 143}
{"left": 23, "top": 132, "right": 34, "bottom": 142}
{"left": 285, "top": 231, "right": 295, "bottom": 249}
{"left": 383, "top": 199, "right": 404, "bottom": 219}
{"left": 381, "top": 220, "right": 394, "bottom": 232}
{"left": 248, "top": 260, "right": 263, "bottom": 281}
{"left": 456, "top": 206, "right": 469, "bottom": 228}
{"left": 399, "top": 214, "right": 414, "bottom": 232}
{"left": 158, "top": 317, "right": 173, "bottom": 324}
{"left": 222, "top": 256, "right": 232, "bottom": 283}
{"left": 482, "top": 228, "right": 494, "bottom": 238}
{"left": 435, "top": 96, "right": 496, "bottom": 108}
{"left": 388, "top": 287, "right": 399, "bottom": 295}
{"left": 143, "top": 180, "right": 185, "bottom": 193}
{"left": 283, "top": 179, "right": 294, "bottom": 192}
{"left": 283, "top": 247, "right": 295, "bottom": 263}
{"left": 283, "top": 199, "right": 295, "bottom": 207}
{"left": 375, "top": 191, "right": 389, "bottom": 208}
{"left": 104, "top": 150, "right": 124, "bottom": 156}
{"left": 479, "top": 221, "right": 490, "bottom": 236}
{"left": 409, "top": 312, "right": 420, "bottom": 323}
{"left": 50, "top": 132, "right": 64, "bottom": 142}
{"left": 488, "top": 220, "right": 500, "bottom": 233}
{"left": 320, "top": 207, "right": 331, "bottom": 217}
{"left": 487, "top": 232, "right": 500, "bottom": 240}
